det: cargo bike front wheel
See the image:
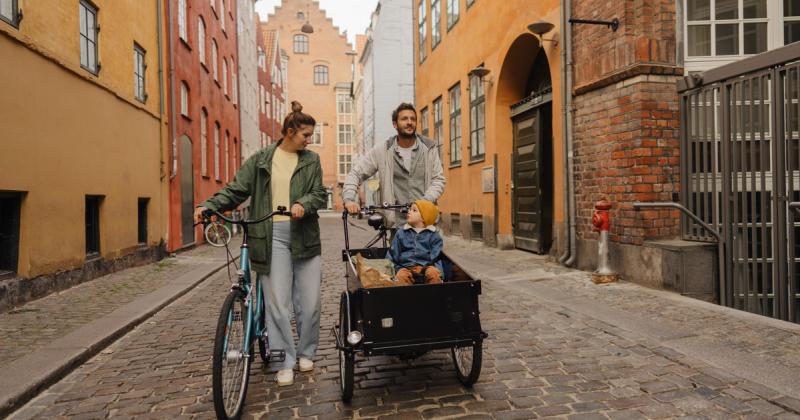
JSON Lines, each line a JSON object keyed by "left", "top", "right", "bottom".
{"left": 452, "top": 340, "right": 482, "bottom": 386}
{"left": 338, "top": 293, "right": 355, "bottom": 401}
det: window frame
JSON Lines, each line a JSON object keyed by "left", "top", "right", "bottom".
{"left": 311, "top": 123, "right": 323, "bottom": 146}
{"left": 180, "top": 81, "right": 189, "bottom": 117}
{"left": 79, "top": 0, "right": 100, "bottom": 75}
{"left": 201, "top": 108, "right": 208, "bottom": 176}
{"left": 223, "top": 58, "right": 228, "bottom": 96}
{"left": 467, "top": 0, "right": 476, "bottom": 7}
{"left": 448, "top": 83, "right": 462, "bottom": 166}
{"left": 0, "top": 0, "right": 20, "bottom": 27}
{"left": 85, "top": 195, "right": 103, "bottom": 258}
{"left": 418, "top": 0, "right": 427, "bottom": 63}
{"left": 469, "top": 72, "right": 486, "bottom": 162}
{"left": 214, "top": 122, "right": 221, "bottom": 181}
{"left": 338, "top": 153, "right": 352, "bottom": 176}
{"left": 447, "top": 0, "right": 460, "bottom": 30}
{"left": 211, "top": 39, "right": 219, "bottom": 81}
{"left": 314, "top": 64, "right": 329, "bottom": 85}
{"left": 431, "top": 0, "right": 441, "bottom": 49}
{"left": 134, "top": 43, "right": 147, "bottom": 102}
{"left": 433, "top": 96, "right": 444, "bottom": 146}
{"left": 294, "top": 34, "right": 309, "bottom": 54}
{"left": 198, "top": 17, "right": 206, "bottom": 66}
{"left": 178, "top": 0, "right": 187, "bottom": 41}
{"left": 137, "top": 198, "right": 149, "bottom": 245}
{"left": 420, "top": 106, "right": 430, "bottom": 137}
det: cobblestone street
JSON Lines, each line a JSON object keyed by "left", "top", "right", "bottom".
{"left": 9, "top": 215, "right": 800, "bottom": 419}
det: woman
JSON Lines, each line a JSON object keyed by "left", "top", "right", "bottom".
{"left": 194, "top": 101, "right": 326, "bottom": 386}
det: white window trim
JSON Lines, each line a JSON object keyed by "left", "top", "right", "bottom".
{"left": 683, "top": 0, "right": 792, "bottom": 74}
{"left": 178, "top": 0, "right": 187, "bottom": 41}
{"left": 198, "top": 18, "right": 206, "bottom": 65}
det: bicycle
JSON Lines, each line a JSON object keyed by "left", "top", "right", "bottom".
{"left": 198, "top": 206, "right": 290, "bottom": 420}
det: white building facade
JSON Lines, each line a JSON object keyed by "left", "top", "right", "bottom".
{"left": 236, "top": 0, "right": 261, "bottom": 159}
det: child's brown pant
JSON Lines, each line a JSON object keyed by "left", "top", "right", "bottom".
{"left": 395, "top": 266, "right": 443, "bottom": 285}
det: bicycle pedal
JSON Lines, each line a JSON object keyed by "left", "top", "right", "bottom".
{"left": 269, "top": 350, "right": 286, "bottom": 362}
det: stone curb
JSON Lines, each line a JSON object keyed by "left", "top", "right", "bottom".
{"left": 0, "top": 255, "right": 236, "bottom": 417}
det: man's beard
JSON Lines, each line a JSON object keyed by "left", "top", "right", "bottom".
{"left": 397, "top": 127, "right": 415, "bottom": 139}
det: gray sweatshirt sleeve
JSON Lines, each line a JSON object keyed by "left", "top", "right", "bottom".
{"left": 422, "top": 146, "right": 446, "bottom": 203}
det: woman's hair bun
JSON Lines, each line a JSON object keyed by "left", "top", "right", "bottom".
{"left": 291, "top": 101, "right": 303, "bottom": 113}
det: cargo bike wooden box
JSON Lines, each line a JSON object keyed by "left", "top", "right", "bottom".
{"left": 333, "top": 204, "right": 488, "bottom": 401}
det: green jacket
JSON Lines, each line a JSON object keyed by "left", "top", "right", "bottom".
{"left": 200, "top": 141, "right": 327, "bottom": 274}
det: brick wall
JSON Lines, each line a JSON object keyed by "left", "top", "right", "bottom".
{"left": 571, "top": 0, "right": 682, "bottom": 245}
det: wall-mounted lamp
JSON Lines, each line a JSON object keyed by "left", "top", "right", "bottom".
{"left": 468, "top": 66, "right": 493, "bottom": 87}
{"left": 301, "top": 1, "right": 314, "bottom": 33}
{"left": 569, "top": 17, "right": 620, "bottom": 32}
{"left": 527, "top": 20, "right": 558, "bottom": 46}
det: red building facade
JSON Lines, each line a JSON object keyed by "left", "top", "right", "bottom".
{"left": 168, "top": 0, "right": 241, "bottom": 251}
{"left": 257, "top": 26, "right": 286, "bottom": 147}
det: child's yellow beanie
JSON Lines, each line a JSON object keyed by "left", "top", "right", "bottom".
{"left": 414, "top": 200, "right": 439, "bottom": 227}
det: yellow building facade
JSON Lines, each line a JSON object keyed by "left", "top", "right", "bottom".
{"left": 0, "top": 1, "right": 168, "bottom": 294}
{"left": 415, "top": 0, "right": 563, "bottom": 252}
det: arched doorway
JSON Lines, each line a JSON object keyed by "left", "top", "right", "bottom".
{"left": 179, "top": 135, "right": 195, "bottom": 245}
{"left": 500, "top": 39, "right": 554, "bottom": 254}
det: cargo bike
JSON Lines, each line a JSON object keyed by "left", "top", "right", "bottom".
{"left": 334, "top": 203, "right": 488, "bottom": 401}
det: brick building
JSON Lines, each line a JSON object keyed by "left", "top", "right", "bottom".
{"left": 167, "top": 0, "right": 241, "bottom": 251}
{"left": 260, "top": 0, "right": 357, "bottom": 211}
{"left": 257, "top": 25, "right": 286, "bottom": 147}
{"left": 0, "top": 0, "right": 168, "bottom": 308}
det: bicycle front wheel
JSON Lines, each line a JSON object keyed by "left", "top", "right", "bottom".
{"left": 212, "top": 289, "right": 251, "bottom": 420}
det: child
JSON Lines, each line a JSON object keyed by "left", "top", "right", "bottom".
{"left": 388, "top": 200, "right": 444, "bottom": 285}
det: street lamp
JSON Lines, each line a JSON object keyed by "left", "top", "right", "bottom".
{"left": 527, "top": 20, "right": 558, "bottom": 46}
{"left": 468, "top": 66, "right": 493, "bottom": 87}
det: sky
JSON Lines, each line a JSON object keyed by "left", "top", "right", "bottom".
{"left": 254, "top": 0, "right": 379, "bottom": 44}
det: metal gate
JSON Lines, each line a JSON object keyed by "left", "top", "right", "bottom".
{"left": 679, "top": 42, "right": 800, "bottom": 323}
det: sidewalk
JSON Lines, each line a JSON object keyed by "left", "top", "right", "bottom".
{"left": 442, "top": 235, "right": 800, "bottom": 406}
{"left": 0, "top": 239, "right": 238, "bottom": 417}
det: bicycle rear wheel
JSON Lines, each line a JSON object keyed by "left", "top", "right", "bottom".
{"left": 212, "top": 289, "right": 251, "bottom": 420}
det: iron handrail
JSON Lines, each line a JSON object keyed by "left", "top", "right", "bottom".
{"left": 632, "top": 202, "right": 721, "bottom": 243}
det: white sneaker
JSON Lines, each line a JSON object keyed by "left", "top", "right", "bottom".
{"left": 298, "top": 357, "right": 314, "bottom": 372}
{"left": 276, "top": 369, "right": 294, "bottom": 386}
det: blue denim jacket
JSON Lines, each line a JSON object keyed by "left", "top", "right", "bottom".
{"left": 388, "top": 224, "right": 444, "bottom": 274}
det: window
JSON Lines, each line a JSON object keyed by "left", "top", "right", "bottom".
{"left": 467, "top": 0, "right": 475, "bottom": 7}
{"left": 314, "top": 65, "right": 329, "bottom": 85}
{"left": 212, "top": 39, "right": 219, "bottom": 81}
{"left": 0, "top": 192, "right": 21, "bottom": 274}
{"left": 224, "top": 131, "right": 230, "bottom": 181}
{"left": 686, "top": 0, "right": 767, "bottom": 57}
{"left": 0, "top": 0, "right": 19, "bottom": 26}
{"left": 433, "top": 96, "right": 443, "bottom": 146}
{"left": 134, "top": 44, "right": 146, "bottom": 102}
{"left": 201, "top": 109, "right": 208, "bottom": 175}
{"left": 786, "top": 0, "right": 800, "bottom": 44}
{"left": 337, "top": 92, "right": 353, "bottom": 114}
{"left": 223, "top": 58, "right": 228, "bottom": 96}
{"left": 178, "top": 0, "right": 187, "bottom": 41}
{"left": 232, "top": 72, "right": 238, "bottom": 105}
{"left": 338, "top": 124, "right": 353, "bottom": 144}
{"left": 418, "top": 0, "right": 428, "bottom": 62}
{"left": 431, "top": 0, "right": 441, "bottom": 48}
{"left": 448, "top": 83, "right": 462, "bottom": 165}
{"left": 214, "top": 123, "right": 220, "bottom": 180}
{"left": 338, "top": 154, "right": 352, "bottom": 175}
{"left": 469, "top": 73, "right": 485, "bottom": 160}
{"left": 210, "top": 0, "right": 215, "bottom": 11}
{"left": 447, "top": 0, "right": 460, "bottom": 29}
{"left": 294, "top": 34, "right": 309, "bottom": 54}
{"left": 420, "top": 107, "right": 430, "bottom": 136}
{"left": 85, "top": 195, "right": 102, "bottom": 257}
{"left": 137, "top": 198, "right": 149, "bottom": 245}
{"left": 312, "top": 123, "right": 323, "bottom": 145}
{"left": 198, "top": 17, "right": 206, "bottom": 65}
{"left": 297, "top": 11, "right": 305, "bottom": 20}
{"left": 233, "top": 138, "right": 238, "bottom": 170}
{"left": 79, "top": 1, "right": 99, "bottom": 74}
{"left": 220, "top": 0, "right": 225, "bottom": 31}
{"left": 180, "top": 82, "right": 189, "bottom": 116}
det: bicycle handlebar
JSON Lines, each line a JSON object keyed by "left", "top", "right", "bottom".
{"left": 342, "top": 202, "right": 410, "bottom": 218}
{"left": 200, "top": 206, "right": 291, "bottom": 226}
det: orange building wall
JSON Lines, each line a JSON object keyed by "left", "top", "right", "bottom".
{"left": 414, "top": 0, "right": 563, "bottom": 248}
{"left": 261, "top": 0, "right": 354, "bottom": 211}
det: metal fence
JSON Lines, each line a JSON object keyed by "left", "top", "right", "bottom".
{"left": 679, "top": 42, "right": 800, "bottom": 323}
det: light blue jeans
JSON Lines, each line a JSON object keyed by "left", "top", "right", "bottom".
{"left": 258, "top": 221, "right": 321, "bottom": 371}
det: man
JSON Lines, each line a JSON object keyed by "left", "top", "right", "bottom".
{"left": 342, "top": 103, "right": 445, "bottom": 225}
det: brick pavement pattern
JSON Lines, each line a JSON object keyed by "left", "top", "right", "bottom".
{"left": 9, "top": 216, "right": 800, "bottom": 419}
{"left": 0, "top": 241, "right": 237, "bottom": 371}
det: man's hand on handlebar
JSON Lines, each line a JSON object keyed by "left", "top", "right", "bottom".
{"left": 345, "top": 201, "right": 361, "bottom": 215}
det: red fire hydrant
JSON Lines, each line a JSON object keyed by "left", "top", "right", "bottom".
{"left": 591, "top": 198, "right": 618, "bottom": 284}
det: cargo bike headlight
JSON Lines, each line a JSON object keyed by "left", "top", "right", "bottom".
{"left": 346, "top": 330, "right": 363, "bottom": 345}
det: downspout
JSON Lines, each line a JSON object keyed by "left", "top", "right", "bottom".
{"left": 166, "top": 0, "right": 177, "bottom": 180}
{"left": 156, "top": 0, "right": 167, "bottom": 248}
{"left": 559, "top": 0, "right": 577, "bottom": 266}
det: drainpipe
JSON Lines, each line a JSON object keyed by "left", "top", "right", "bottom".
{"left": 156, "top": 0, "right": 167, "bottom": 248}
{"left": 559, "top": 0, "right": 577, "bottom": 266}
{"left": 166, "top": 0, "right": 177, "bottom": 180}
